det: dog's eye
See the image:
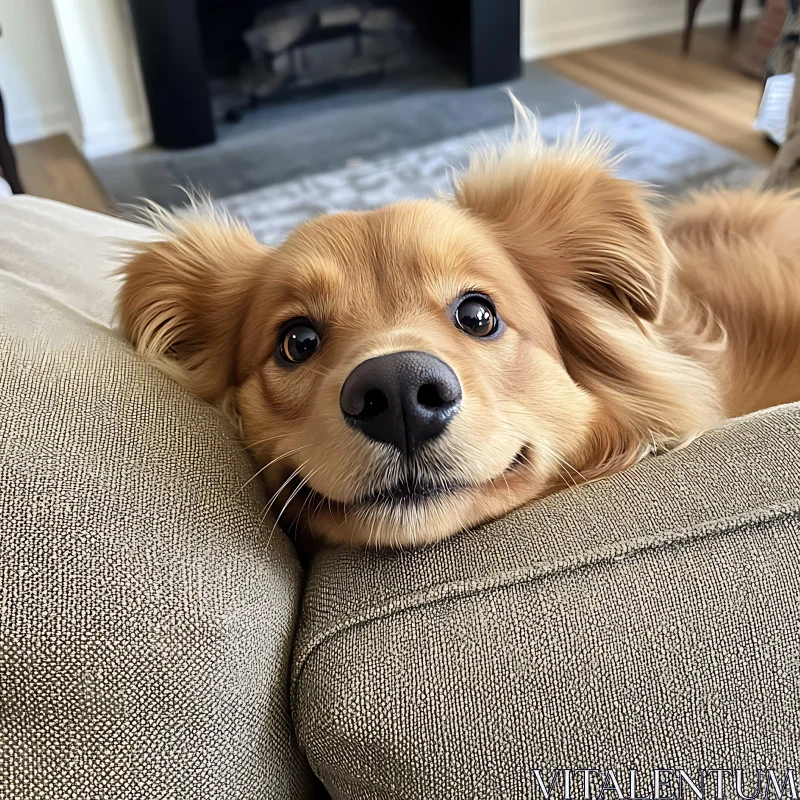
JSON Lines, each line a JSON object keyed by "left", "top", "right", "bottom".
{"left": 455, "top": 296, "right": 497, "bottom": 337}
{"left": 280, "top": 321, "right": 320, "bottom": 364}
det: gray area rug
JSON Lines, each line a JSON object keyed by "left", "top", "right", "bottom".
{"left": 219, "top": 101, "right": 764, "bottom": 246}
{"left": 94, "top": 63, "right": 606, "bottom": 208}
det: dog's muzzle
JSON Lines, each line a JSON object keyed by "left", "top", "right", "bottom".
{"left": 339, "top": 350, "right": 462, "bottom": 456}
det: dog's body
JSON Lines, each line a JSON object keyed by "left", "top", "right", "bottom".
{"left": 665, "top": 190, "right": 800, "bottom": 417}
{"left": 119, "top": 120, "right": 800, "bottom": 550}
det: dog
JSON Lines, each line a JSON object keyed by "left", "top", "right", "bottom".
{"left": 119, "top": 109, "right": 800, "bottom": 550}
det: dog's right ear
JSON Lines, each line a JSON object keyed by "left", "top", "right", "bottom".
{"left": 118, "top": 209, "right": 269, "bottom": 402}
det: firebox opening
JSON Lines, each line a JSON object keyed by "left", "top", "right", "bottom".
{"left": 198, "top": 1, "right": 450, "bottom": 124}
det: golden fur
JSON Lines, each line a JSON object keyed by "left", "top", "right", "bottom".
{"left": 118, "top": 115, "right": 800, "bottom": 550}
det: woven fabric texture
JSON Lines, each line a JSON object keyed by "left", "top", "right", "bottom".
{"left": 0, "top": 197, "right": 314, "bottom": 799}
{"left": 293, "top": 403, "right": 800, "bottom": 798}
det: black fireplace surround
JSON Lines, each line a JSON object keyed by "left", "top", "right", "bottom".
{"left": 128, "top": 0, "right": 522, "bottom": 149}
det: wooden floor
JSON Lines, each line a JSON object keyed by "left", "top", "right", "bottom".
{"left": 16, "top": 134, "right": 109, "bottom": 214}
{"left": 546, "top": 23, "right": 775, "bottom": 166}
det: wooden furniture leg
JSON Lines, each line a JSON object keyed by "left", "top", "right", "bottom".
{"left": 683, "top": 0, "right": 704, "bottom": 53}
{"left": 731, "top": 0, "right": 745, "bottom": 33}
{"left": 0, "top": 89, "right": 23, "bottom": 194}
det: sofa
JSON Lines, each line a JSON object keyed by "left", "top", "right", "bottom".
{"left": 2, "top": 195, "right": 799, "bottom": 800}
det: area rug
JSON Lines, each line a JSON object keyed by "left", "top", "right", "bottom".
{"left": 219, "top": 101, "right": 764, "bottom": 246}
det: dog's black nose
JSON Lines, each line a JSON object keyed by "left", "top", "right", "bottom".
{"left": 340, "top": 351, "right": 462, "bottom": 454}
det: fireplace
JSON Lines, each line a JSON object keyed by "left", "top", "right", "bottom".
{"left": 128, "top": 0, "right": 521, "bottom": 149}
{"left": 208, "top": 1, "right": 421, "bottom": 123}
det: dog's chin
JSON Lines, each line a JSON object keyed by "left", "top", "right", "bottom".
{"left": 305, "top": 446, "right": 536, "bottom": 549}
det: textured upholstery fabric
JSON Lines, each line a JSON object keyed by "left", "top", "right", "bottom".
{"left": 0, "top": 197, "right": 314, "bottom": 799}
{"left": 0, "top": 195, "right": 157, "bottom": 328}
{"left": 293, "top": 404, "right": 800, "bottom": 799}
{"left": 8, "top": 196, "right": 800, "bottom": 800}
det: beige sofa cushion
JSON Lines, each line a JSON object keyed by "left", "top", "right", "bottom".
{"left": 0, "top": 197, "right": 315, "bottom": 799}
{"left": 293, "top": 403, "right": 800, "bottom": 798}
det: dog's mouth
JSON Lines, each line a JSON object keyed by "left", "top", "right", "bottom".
{"left": 345, "top": 445, "right": 530, "bottom": 512}
{"left": 270, "top": 444, "right": 533, "bottom": 547}
{"left": 354, "top": 478, "right": 467, "bottom": 508}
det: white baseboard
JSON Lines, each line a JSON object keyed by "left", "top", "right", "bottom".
{"left": 8, "top": 105, "right": 79, "bottom": 147}
{"left": 11, "top": 106, "right": 151, "bottom": 158}
{"left": 82, "top": 115, "right": 153, "bottom": 159}
{"left": 523, "top": 0, "right": 760, "bottom": 61}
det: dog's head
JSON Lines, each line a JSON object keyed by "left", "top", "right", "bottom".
{"left": 120, "top": 126, "right": 720, "bottom": 548}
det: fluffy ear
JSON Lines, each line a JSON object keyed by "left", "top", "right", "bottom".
{"left": 118, "top": 208, "right": 268, "bottom": 402}
{"left": 454, "top": 114, "right": 672, "bottom": 323}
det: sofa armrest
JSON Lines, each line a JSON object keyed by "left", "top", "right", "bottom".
{"left": 293, "top": 402, "right": 800, "bottom": 798}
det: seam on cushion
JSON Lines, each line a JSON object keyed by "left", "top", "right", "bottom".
{"left": 291, "top": 499, "right": 800, "bottom": 706}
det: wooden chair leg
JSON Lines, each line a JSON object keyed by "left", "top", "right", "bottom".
{"left": 0, "top": 89, "right": 23, "bottom": 194}
{"left": 683, "top": 0, "right": 704, "bottom": 53}
{"left": 731, "top": 0, "right": 745, "bottom": 33}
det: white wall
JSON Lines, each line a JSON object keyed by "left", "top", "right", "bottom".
{"left": 50, "top": 0, "right": 152, "bottom": 157}
{"left": 0, "top": 0, "right": 80, "bottom": 144}
{"left": 523, "top": 0, "right": 757, "bottom": 60}
{"left": 0, "top": 0, "right": 151, "bottom": 156}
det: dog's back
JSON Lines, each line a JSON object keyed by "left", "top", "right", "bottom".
{"left": 665, "top": 189, "right": 800, "bottom": 416}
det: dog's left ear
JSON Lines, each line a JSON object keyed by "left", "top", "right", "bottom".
{"left": 454, "top": 135, "right": 672, "bottom": 323}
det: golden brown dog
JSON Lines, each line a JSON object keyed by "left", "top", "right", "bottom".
{"left": 119, "top": 114, "right": 800, "bottom": 549}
